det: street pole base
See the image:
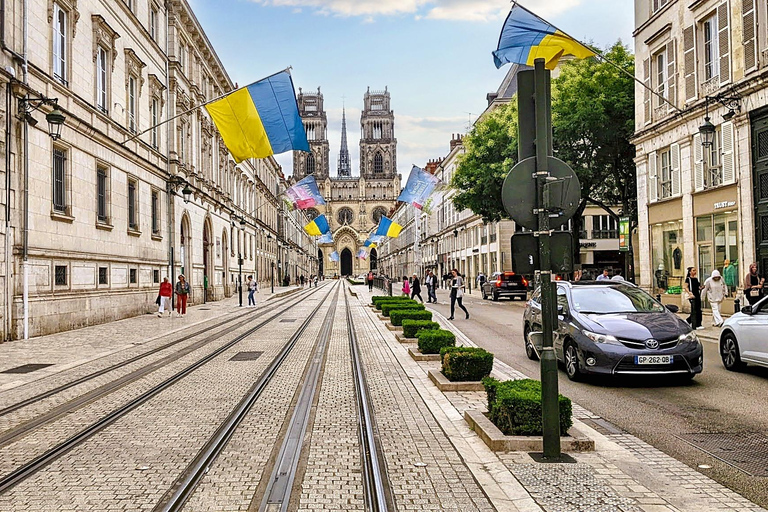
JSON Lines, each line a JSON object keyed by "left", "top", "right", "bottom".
{"left": 529, "top": 452, "right": 576, "bottom": 464}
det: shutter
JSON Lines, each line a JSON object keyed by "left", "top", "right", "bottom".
{"left": 718, "top": 1, "right": 730, "bottom": 85}
{"left": 721, "top": 121, "right": 735, "bottom": 184}
{"left": 683, "top": 25, "right": 697, "bottom": 102}
{"left": 743, "top": 0, "right": 757, "bottom": 71}
{"left": 667, "top": 40, "right": 677, "bottom": 111}
{"left": 671, "top": 143, "right": 681, "bottom": 195}
{"left": 643, "top": 58, "right": 651, "bottom": 124}
{"left": 693, "top": 134, "right": 705, "bottom": 191}
{"left": 648, "top": 151, "right": 658, "bottom": 202}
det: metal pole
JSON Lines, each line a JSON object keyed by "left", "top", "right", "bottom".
{"left": 238, "top": 256, "right": 243, "bottom": 307}
{"left": 534, "top": 58, "right": 561, "bottom": 460}
{"left": 271, "top": 262, "right": 274, "bottom": 293}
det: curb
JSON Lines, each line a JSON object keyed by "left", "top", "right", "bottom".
{"left": 428, "top": 369, "right": 484, "bottom": 392}
{"left": 408, "top": 348, "right": 440, "bottom": 362}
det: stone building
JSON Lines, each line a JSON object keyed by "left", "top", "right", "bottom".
{"left": 0, "top": 0, "right": 314, "bottom": 340}
{"left": 293, "top": 87, "right": 400, "bottom": 277}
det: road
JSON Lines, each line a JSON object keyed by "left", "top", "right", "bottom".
{"left": 425, "top": 287, "right": 768, "bottom": 508}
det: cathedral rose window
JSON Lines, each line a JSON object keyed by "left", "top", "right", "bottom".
{"left": 372, "top": 206, "right": 388, "bottom": 224}
{"left": 337, "top": 207, "right": 354, "bottom": 225}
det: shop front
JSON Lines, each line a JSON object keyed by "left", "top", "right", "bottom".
{"left": 693, "top": 186, "right": 740, "bottom": 298}
{"left": 648, "top": 198, "right": 684, "bottom": 296}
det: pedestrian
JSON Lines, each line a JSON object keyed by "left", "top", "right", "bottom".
{"left": 425, "top": 270, "right": 437, "bottom": 303}
{"left": 402, "top": 276, "right": 410, "bottom": 296}
{"left": 702, "top": 270, "right": 728, "bottom": 327}
{"left": 684, "top": 267, "right": 703, "bottom": 329}
{"left": 477, "top": 272, "right": 486, "bottom": 287}
{"left": 723, "top": 260, "right": 738, "bottom": 297}
{"left": 367, "top": 270, "right": 374, "bottom": 291}
{"left": 247, "top": 275, "right": 258, "bottom": 306}
{"left": 175, "top": 274, "right": 190, "bottom": 316}
{"left": 596, "top": 268, "right": 610, "bottom": 281}
{"left": 410, "top": 273, "right": 423, "bottom": 303}
{"left": 744, "top": 262, "right": 764, "bottom": 305}
{"left": 448, "top": 268, "right": 469, "bottom": 320}
{"left": 300, "top": 274, "right": 305, "bottom": 288}
{"left": 610, "top": 270, "right": 624, "bottom": 281}
{"left": 157, "top": 277, "right": 173, "bottom": 317}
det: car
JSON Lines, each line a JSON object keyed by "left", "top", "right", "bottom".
{"left": 719, "top": 296, "right": 768, "bottom": 371}
{"left": 481, "top": 271, "right": 528, "bottom": 301}
{"left": 522, "top": 281, "right": 703, "bottom": 381}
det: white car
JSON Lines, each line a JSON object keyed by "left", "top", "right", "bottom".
{"left": 719, "top": 296, "right": 768, "bottom": 371}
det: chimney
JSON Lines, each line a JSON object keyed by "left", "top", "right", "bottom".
{"left": 450, "top": 133, "right": 463, "bottom": 150}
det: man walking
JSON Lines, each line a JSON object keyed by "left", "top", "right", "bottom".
{"left": 175, "top": 275, "right": 190, "bottom": 316}
{"left": 425, "top": 270, "right": 437, "bottom": 303}
{"left": 702, "top": 270, "right": 728, "bottom": 327}
{"left": 410, "top": 273, "right": 423, "bottom": 303}
{"left": 367, "top": 271, "right": 374, "bottom": 291}
{"left": 597, "top": 268, "right": 611, "bottom": 281}
{"left": 157, "top": 277, "right": 173, "bottom": 317}
{"left": 247, "top": 275, "right": 258, "bottom": 306}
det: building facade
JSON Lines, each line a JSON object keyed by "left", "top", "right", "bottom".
{"left": 293, "top": 87, "right": 400, "bottom": 277}
{"left": 633, "top": 0, "right": 764, "bottom": 301}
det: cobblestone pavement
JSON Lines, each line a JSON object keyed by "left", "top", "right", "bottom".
{"left": 0, "top": 287, "right": 334, "bottom": 511}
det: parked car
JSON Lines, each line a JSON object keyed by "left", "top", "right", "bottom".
{"left": 719, "top": 296, "right": 768, "bottom": 371}
{"left": 481, "top": 271, "right": 528, "bottom": 301}
{"left": 523, "top": 281, "right": 703, "bottom": 381}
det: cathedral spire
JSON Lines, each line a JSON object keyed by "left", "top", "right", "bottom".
{"left": 337, "top": 104, "right": 351, "bottom": 177}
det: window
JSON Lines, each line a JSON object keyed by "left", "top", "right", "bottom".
{"left": 652, "top": 0, "right": 669, "bottom": 12}
{"left": 99, "top": 267, "right": 108, "bottom": 285}
{"left": 153, "top": 269, "right": 160, "bottom": 283}
{"left": 373, "top": 121, "right": 382, "bottom": 139}
{"left": 659, "top": 148, "right": 672, "bottom": 199}
{"left": 703, "top": 14, "right": 719, "bottom": 82}
{"left": 124, "top": 0, "right": 133, "bottom": 10}
{"left": 179, "top": 43, "right": 186, "bottom": 73}
{"left": 707, "top": 128, "right": 722, "bottom": 188}
{"left": 178, "top": 124, "right": 185, "bottom": 160}
{"left": 55, "top": 265, "right": 67, "bottom": 286}
{"left": 53, "top": 148, "right": 67, "bottom": 213}
{"left": 151, "top": 189, "right": 160, "bottom": 234}
{"left": 97, "top": 167, "right": 108, "bottom": 222}
{"left": 128, "top": 179, "right": 138, "bottom": 230}
{"left": 593, "top": 215, "right": 619, "bottom": 239}
{"left": 52, "top": 3, "right": 68, "bottom": 85}
{"left": 96, "top": 46, "right": 108, "bottom": 113}
{"left": 128, "top": 76, "right": 137, "bottom": 133}
{"left": 655, "top": 51, "right": 667, "bottom": 104}
{"left": 306, "top": 153, "right": 316, "bottom": 174}
{"left": 149, "top": 6, "right": 158, "bottom": 41}
{"left": 151, "top": 98, "right": 159, "bottom": 149}
{"left": 129, "top": 268, "right": 137, "bottom": 284}
{"left": 373, "top": 152, "right": 383, "bottom": 174}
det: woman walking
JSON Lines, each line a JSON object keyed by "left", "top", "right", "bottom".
{"left": 247, "top": 275, "right": 258, "bottom": 306}
{"left": 684, "top": 267, "right": 703, "bottom": 329}
{"left": 744, "top": 262, "right": 764, "bottom": 305}
{"left": 448, "top": 269, "right": 469, "bottom": 320}
{"left": 175, "top": 274, "right": 191, "bottom": 316}
{"left": 410, "top": 273, "right": 423, "bottom": 303}
{"left": 702, "top": 270, "right": 728, "bottom": 327}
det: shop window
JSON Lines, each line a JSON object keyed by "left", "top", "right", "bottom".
{"left": 696, "top": 212, "right": 739, "bottom": 284}
{"left": 651, "top": 221, "right": 684, "bottom": 292}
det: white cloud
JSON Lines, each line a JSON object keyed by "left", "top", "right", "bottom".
{"left": 425, "top": 0, "right": 581, "bottom": 21}
{"left": 256, "top": 0, "right": 429, "bottom": 17}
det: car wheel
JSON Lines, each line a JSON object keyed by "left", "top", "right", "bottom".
{"left": 564, "top": 343, "right": 582, "bottom": 381}
{"left": 492, "top": 292, "right": 499, "bottom": 301}
{"left": 524, "top": 326, "right": 539, "bottom": 361}
{"left": 721, "top": 332, "right": 746, "bottom": 371}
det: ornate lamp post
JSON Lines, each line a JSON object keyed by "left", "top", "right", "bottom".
{"left": 238, "top": 217, "right": 245, "bottom": 306}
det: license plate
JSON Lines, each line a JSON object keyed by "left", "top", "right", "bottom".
{"left": 635, "top": 355, "right": 673, "bottom": 365}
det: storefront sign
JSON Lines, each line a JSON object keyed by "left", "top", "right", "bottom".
{"left": 619, "top": 217, "right": 630, "bottom": 252}
{"left": 579, "top": 242, "right": 597, "bottom": 248}
{"left": 714, "top": 201, "right": 736, "bottom": 210}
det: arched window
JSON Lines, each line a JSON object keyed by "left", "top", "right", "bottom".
{"left": 373, "top": 152, "right": 383, "bottom": 174}
{"left": 306, "top": 153, "right": 316, "bottom": 175}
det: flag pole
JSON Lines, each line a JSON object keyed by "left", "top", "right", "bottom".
{"left": 121, "top": 66, "right": 293, "bottom": 145}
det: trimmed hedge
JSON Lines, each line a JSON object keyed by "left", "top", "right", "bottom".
{"left": 372, "top": 295, "right": 410, "bottom": 305}
{"left": 417, "top": 329, "right": 456, "bottom": 354}
{"left": 382, "top": 303, "right": 425, "bottom": 317}
{"left": 390, "top": 309, "right": 433, "bottom": 326}
{"left": 374, "top": 298, "right": 415, "bottom": 310}
{"left": 482, "top": 378, "right": 572, "bottom": 436}
{"left": 402, "top": 320, "right": 440, "bottom": 338}
{"left": 440, "top": 346, "right": 494, "bottom": 382}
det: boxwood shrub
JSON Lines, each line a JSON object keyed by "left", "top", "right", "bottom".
{"left": 401, "top": 320, "right": 440, "bottom": 338}
{"left": 374, "top": 298, "right": 415, "bottom": 310}
{"left": 372, "top": 296, "right": 410, "bottom": 306}
{"left": 382, "top": 302, "right": 425, "bottom": 317}
{"left": 390, "top": 309, "right": 433, "bottom": 326}
{"left": 482, "top": 378, "right": 572, "bottom": 436}
{"left": 416, "top": 329, "right": 456, "bottom": 354}
{"left": 440, "top": 347, "right": 494, "bottom": 382}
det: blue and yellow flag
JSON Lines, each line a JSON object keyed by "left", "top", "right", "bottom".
{"left": 205, "top": 70, "right": 309, "bottom": 163}
{"left": 304, "top": 214, "right": 330, "bottom": 237}
{"left": 375, "top": 216, "right": 402, "bottom": 238}
{"left": 493, "top": 4, "right": 595, "bottom": 70}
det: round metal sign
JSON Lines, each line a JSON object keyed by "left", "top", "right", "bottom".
{"left": 501, "top": 156, "right": 581, "bottom": 231}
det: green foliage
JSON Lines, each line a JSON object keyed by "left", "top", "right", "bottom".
{"left": 416, "top": 329, "right": 456, "bottom": 354}
{"left": 390, "top": 309, "right": 433, "bottom": 326}
{"left": 375, "top": 298, "right": 416, "bottom": 310}
{"left": 483, "top": 378, "right": 572, "bottom": 436}
{"left": 382, "top": 302, "right": 425, "bottom": 317}
{"left": 440, "top": 346, "right": 494, "bottom": 382}
{"left": 372, "top": 295, "right": 410, "bottom": 305}
{"left": 402, "top": 320, "right": 440, "bottom": 338}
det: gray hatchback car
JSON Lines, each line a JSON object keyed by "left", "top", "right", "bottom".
{"left": 523, "top": 281, "right": 704, "bottom": 381}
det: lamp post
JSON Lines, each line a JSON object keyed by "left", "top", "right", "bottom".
{"left": 238, "top": 217, "right": 245, "bottom": 307}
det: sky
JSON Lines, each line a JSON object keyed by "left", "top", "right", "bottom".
{"left": 188, "top": 0, "right": 635, "bottom": 177}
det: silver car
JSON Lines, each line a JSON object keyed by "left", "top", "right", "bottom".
{"left": 719, "top": 296, "right": 768, "bottom": 371}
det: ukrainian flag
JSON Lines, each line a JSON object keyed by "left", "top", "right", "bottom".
{"left": 304, "top": 214, "right": 330, "bottom": 237}
{"left": 205, "top": 70, "right": 310, "bottom": 163}
{"left": 375, "top": 216, "right": 402, "bottom": 238}
{"left": 493, "top": 4, "right": 595, "bottom": 70}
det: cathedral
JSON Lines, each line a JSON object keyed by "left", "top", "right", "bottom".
{"left": 293, "top": 87, "right": 401, "bottom": 277}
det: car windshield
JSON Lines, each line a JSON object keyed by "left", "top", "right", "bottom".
{"left": 569, "top": 285, "right": 665, "bottom": 314}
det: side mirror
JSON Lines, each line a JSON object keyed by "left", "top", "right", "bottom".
{"left": 665, "top": 304, "right": 679, "bottom": 313}
{"left": 742, "top": 305, "right": 753, "bottom": 315}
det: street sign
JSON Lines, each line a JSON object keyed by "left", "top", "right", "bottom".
{"left": 501, "top": 156, "right": 581, "bottom": 231}
{"left": 511, "top": 233, "right": 574, "bottom": 274}
{"left": 619, "top": 217, "right": 630, "bottom": 252}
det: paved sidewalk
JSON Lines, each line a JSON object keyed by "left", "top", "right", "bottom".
{"left": 356, "top": 285, "right": 766, "bottom": 512}
{"left": 0, "top": 285, "right": 302, "bottom": 392}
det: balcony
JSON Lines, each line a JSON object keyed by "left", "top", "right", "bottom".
{"left": 701, "top": 75, "right": 721, "bottom": 96}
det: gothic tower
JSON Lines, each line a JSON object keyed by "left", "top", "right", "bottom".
{"left": 293, "top": 87, "right": 330, "bottom": 180}
{"left": 337, "top": 106, "right": 352, "bottom": 177}
{"left": 359, "top": 87, "right": 397, "bottom": 179}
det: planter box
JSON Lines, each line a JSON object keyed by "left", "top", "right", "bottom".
{"left": 386, "top": 323, "right": 402, "bottom": 332}
{"left": 428, "top": 369, "right": 484, "bottom": 392}
{"left": 409, "top": 348, "right": 440, "bottom": 361}
{"left": 396, "top": 334, "right": 416, "bottom": 343}
{"left": 464, "top": 410, "right": 594, "bottom": 452}
{"left": 378, "top": 314, "right": 388, "bottom": 321}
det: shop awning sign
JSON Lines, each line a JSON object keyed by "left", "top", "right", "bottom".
{"left": 619, "top": 217, "right": 630, "bottom": 252}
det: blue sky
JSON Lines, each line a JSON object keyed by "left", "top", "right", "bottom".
{"left": 188, "top": 0, "right": 634, "bottom": 177}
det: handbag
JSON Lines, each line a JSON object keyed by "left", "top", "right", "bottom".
{"left": 155, "top": 294, "right": 161, "bottom": 306}
{"left": 749, "top": 288, "right": 761, "bottom": 298}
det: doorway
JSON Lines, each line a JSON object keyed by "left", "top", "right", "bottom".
{"left": 370, "top": 248, "right": 377, "bottom": 271}
{"left": 341, "top": 248, "right": 353, "bottom": 276}
{"left": 752, "top": 111, "right": 768, "bottom": 272}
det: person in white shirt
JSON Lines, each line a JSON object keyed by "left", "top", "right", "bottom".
{"left": 701, "top": 269, "right": 728, "bottom": 327}
{"left": 596, "top": 269, "right": 610, "bottom": 281}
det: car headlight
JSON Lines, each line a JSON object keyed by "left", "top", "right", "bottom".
{"left": 678, "top": 332, "right": 699, "bottom": 344}
{"left": 582, "top": 330, "right": 621, "bottom": 345}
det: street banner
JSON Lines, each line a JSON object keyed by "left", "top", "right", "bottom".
{"left": 619, "top": 217, "right": 630, "bottom": 252}
{"left": 286, "top": 175, "right": 326, "bottom": 210}
{"left": 397, "top": 165, "right": 440, "bottom": 209}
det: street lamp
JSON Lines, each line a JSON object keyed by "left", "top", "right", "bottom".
{"left": 699, "top": 94, "right": 741, "bottom": 148}
{"left": 238, "top": 217, "right": 245, "bottom": 307}
{"left": 19, "top": 95, "right": 66, "bottom": 139}
{"left": 182, "top": 184, "right": 193, "bottom": 203}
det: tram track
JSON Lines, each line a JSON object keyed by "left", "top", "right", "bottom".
{"left": 0, "top": 283, "right": 333, "bottom": 495}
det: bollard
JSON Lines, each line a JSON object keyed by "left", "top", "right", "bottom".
{"left": 656, "top": 294, "right": 661, "bottom": 303}
{"left": 734, "top": 298, "right": 741, "bottom": 314}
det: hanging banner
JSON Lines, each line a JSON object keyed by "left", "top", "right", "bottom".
{"left": 619, "top": 217, "right": 630, "bottom": 252}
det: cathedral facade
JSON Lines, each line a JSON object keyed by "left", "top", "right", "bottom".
{"left": 293, "top": 88, "right": 400, "bottom": 277}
